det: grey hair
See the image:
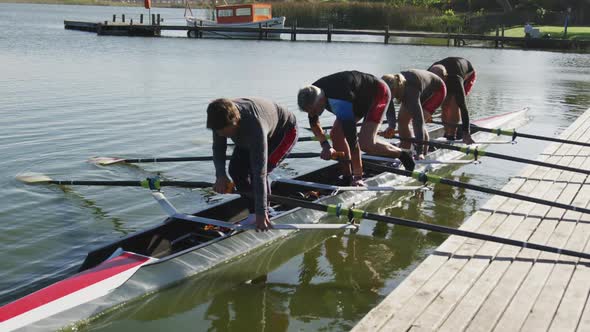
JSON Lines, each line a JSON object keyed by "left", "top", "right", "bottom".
{"left": 297, "top": 85, "right": 322, "bottom": 111}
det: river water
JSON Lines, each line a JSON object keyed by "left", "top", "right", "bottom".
{"left": 1, "top": 3, "right": 590, "bottom": 331}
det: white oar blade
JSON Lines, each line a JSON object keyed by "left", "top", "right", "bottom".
{"left": 88, "top": 157, "right": 126, "bottom": 166}
{"left": 16, "top": 173, "right": 53, "bottom": 184}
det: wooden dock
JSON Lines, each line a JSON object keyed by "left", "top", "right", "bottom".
{"left": 352, "top": 107, "right": 590, "bottom": 331}
{"left": 63, "top": 20, "right": 589, "bottom": 50}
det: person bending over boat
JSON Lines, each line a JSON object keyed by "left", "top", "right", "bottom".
{"left": 206, "top": 97, "right": 297, "bottom": 232}
{"left": 428, "top": 57, "right": 476, "bottom": 144}
{"left": 297, "top": 70, "right": 415, "bottom": 186}
{"left": 381, "top": 69, "right": 446, "bottom": 160}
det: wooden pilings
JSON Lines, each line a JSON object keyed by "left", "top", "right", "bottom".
{"left": 290, "top": 20, "right": 297, "bottom": 41}
{"left": 65, "top": 19, "right": 588, "bottom": 51}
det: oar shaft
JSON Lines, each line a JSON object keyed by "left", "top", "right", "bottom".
{"left": 46, "top": 180, "right": 213, "bottom": 189}
{"left": 311, "top": 120, "right": 390, "bottom": 131}
{"left": 121, "top": 152, "right": 325, "bottom": 164}
{"left": 432, "top": 120, "right": 590, "bottom": 148}
{"left": 397, "top": 137, "right": 590, "bottom": 176}
{"left": 365, "top": 162, "right": 590, "bottom": 216}
{"left": 512, "top": 131, "right": 590, "bottom": 147}
{"left": 49, "top": 180, "right": 142, "bottom": 186}
{"left": 123, "top": 157, "right": 214, "bottom": 163}
{"left": 268, "top": 195, "right": 590, "bottom": 260}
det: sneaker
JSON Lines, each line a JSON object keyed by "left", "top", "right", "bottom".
{"left": 399, "top": 150, "right": 415, "bottom": 171}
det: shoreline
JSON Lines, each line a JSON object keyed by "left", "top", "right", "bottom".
{"left": 0, "top": 0, "right": 188, "bottom": 8}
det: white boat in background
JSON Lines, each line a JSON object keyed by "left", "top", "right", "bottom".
{"left": 185, "top": 1, "right": 285, "bottom": 38}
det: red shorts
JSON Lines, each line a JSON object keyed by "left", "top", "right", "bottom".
{"left": 268, "top": 126, "right": 298, "bottom": 170}
{"left": 366, "top": 80, "right": 391, "bottom": 123}
{"left": 422, "top": 83, "right": 447, "bottom": 114}
{"left": 464, "top": 70, "right": 476, "bottom": 96}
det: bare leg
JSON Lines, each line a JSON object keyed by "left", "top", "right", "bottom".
{"left": 397, "top": 106, "right": 413, "bottom": 150}
{"left": 330, "top": 119, "right": 353, "bottom": 177}
{"left": 442, "top": 96, "right": 460, "bottom": 138}
{"left": 358, "top": 120, "right": 403, "bottom": 157}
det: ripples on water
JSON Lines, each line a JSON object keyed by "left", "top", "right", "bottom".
{"left": 1, "top": 3, "right": 590, "bottom": 331}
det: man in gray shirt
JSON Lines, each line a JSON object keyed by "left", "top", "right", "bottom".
{"left": 206, "top": 97, "right": 298, "bottom": 231}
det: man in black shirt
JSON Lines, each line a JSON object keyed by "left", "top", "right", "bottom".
{"left": 297, "top": 71, "right": 414, "bottom": 186}
{"left": 428, "top": 57, "right": 477, "bottom": 144}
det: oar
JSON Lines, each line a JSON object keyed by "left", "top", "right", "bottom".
{"left": 90, "top": 152, "right": 340, "bottom": 166}
{"left": 268, "top": 194, "right": 590, "bottom": 260}
{"left": 16, "top": 173, "right": 213, "bottom": 190}
{"left": 228, "top": 135, "right": 331, "bottom": 147}
{"left": 362, "top": 154, "right": 476, "bottom": 165}
{"left": 273, "top": 178, "right": 427, "bottom": 192}
{"left": 431, "top": 120, "right": 590, "bottom": 148}
{"left": 363, "top": 161, "right": 590, "bottom": 216}
{"left": 395, "top": 136, "right": 590, "bottom": 176}
{"left": 306, "top": 121, "right": 390, "bottom": 131}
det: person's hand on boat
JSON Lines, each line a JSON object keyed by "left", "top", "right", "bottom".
{"left": 256, "top": 213, "right": 273, "bottom": 232}
{"left": 214, "top": 176, "right": 232, "bottom": 194}
{"left": 378, "top": 127, "right": 396, "bottom": 139}
{"left": 321, "top": 146, "right": 337, "bottom": 160}
{"left": 462, "top": 132, "right": 475, "bottom": 145}
{"left": 415, "top": 154, "right": 425, "bottom": 160}
{"left": 424, "top": 113, "right": 433, "bottom": 123}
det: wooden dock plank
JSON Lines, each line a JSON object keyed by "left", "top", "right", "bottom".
{"left": 351, "top": 179, "right": 527, "bottom": 332}
{"left": 408, "top": 177, "right": 568, "bottom": 331}
{"left": 492, "top": 219, "right": 577, "bottom": 331}
{"left": 520, "top": 223, "right": 590, "bottom": 331}
{"left": 436, "top": 215, "right": 540, "bottom": 332}
{"left": 463, "top": 218, "right": 558, "bottom": 332}
{"left": 353, "top": 108, "right": 590, "bottom": 332}
{"left": 381, "top": 176, "right": 558, "bottom": 331}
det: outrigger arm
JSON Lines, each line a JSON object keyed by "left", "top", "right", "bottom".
{"left": 151, "top": 192, "right": 358, "bottom": 231}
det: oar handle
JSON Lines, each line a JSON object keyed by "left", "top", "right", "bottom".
{"left": 332, "top": 151, "right": 346, "bottom": 160}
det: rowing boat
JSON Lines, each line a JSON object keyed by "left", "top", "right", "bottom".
{"left": 0, "top": 109, "right": 528, "bottom": 332}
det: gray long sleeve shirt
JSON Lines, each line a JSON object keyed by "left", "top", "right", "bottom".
{"left": 212, "top": 97, "right": 296, "bottom": 215}
{"left": 400, "top": 69, "right": 445, "bottom": 155}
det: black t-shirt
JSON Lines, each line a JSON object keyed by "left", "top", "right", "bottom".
{"left": 430, "top": 57, "right": 475, "bottom": 132}
{"left": 308, "top": 71, "right": 383, "bottom": 148}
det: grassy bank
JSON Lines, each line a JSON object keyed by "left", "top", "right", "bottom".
{"left": 272, "top": 2, "right": 461, "bottom": 31}
{"left": 501, "top": 25, "right": 590, "bottom": 40}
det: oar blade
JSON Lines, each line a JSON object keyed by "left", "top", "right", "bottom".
{"left": 88, "top": 157, "right": 126, "bottom": 166}
{"left": 16, "top": 173, "right": 53, "bottom": 184}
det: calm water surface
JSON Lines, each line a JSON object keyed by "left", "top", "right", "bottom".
{"left": 1, "top": 3, "right": 590, "bottom": 331}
